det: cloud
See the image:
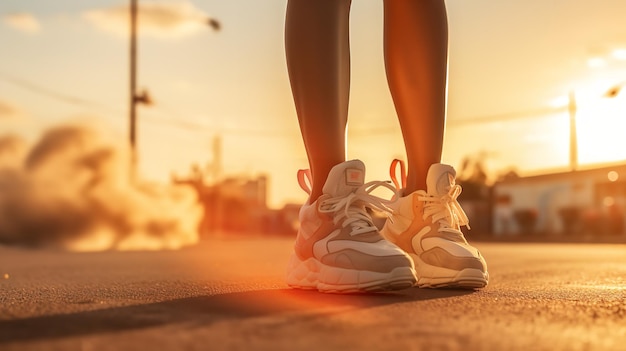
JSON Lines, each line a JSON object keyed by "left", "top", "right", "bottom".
{"left": 84, "top": 0, "right": 217, "bottom": 39}
{"left": 0, "top": 100, "right": 25, "bottom": 119}
{"left": 2, "top": 13, "right": 40, "bottom": 33}
{"left": 0, "top": 123, "right": 203, "bottom": 251}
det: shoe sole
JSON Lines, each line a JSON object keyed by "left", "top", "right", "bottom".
{"left": 410, "top": 253, "right": 489, "bottom": 289}
{"left": 286, "top": 254, "right": 417, "bottom": 294}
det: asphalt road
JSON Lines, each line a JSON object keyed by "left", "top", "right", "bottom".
{"left": 1, "top": 237, "right": 625, "bottom": 351}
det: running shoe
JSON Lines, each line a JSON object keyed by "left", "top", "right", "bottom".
{"left": 381, "top": 159, "right": 489, "bottom": 289}
{"left": 286, "top": 159, "right": 417, "bottom": 293}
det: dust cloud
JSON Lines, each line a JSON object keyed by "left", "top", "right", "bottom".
{"left": 0, "top": 124, "right": 202, "bottom": 251}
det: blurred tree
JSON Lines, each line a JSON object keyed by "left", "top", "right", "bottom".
{"left": 457, "top": 153, "right": 489, "bottom": 200}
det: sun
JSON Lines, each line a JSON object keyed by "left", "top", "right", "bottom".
{"left": 576, "top": 93, "right": 626, "bottom": 165}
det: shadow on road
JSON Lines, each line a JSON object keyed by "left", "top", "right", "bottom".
{"left": 0, "top": 287, "right": 474, "bottom": 343}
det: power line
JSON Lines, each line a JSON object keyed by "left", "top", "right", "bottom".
{"left": 449, "top": 106, "right": 568, "bottom": 126}
{"left": 0, "top": 74, "right": 295, "bottom": 136}
{"left": 0, "top": 72, "right": 122, "bottom": 115}
{"left": 1, "top": 72, "right": 568, "bottom": 137}
{"left": 144, "top": 111, "right": 295, "bottom": 136}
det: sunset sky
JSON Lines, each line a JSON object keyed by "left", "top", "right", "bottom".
{"left": 2, "top": 0, "right": 626, "bottom": 208}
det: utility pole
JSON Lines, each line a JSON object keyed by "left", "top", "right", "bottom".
{"left": 568, "top": 91, "right": 578, "bottom": 171}
{"left": 128, "top": 0, "right": 218, "bottom": 180}
{"left": 129, "top": 0, "right": 138, "bottom": 179}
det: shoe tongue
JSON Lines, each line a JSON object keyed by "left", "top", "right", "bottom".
{"left": 426, "top": 163, "right": 457, "bottom": 196}
{"left": 322, "top": 159, "right": 365, "bottom": 197}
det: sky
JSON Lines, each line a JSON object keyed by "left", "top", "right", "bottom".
{"left": 2, "top": 0, "right": 626, "bottom": 208}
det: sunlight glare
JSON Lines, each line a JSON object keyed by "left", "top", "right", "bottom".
{"left": 587, "top": 57, "right": 607, "bottom": 68}
{"left": 576, "top": 93, "right": 626, "bottom": 164}
{"left": 611, "top": 48, "right": 626, "bottom": 61}
{"left": 549, "top": 95, "right": 569, "bottom": 108}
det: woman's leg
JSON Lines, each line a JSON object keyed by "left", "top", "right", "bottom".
{"left": 383, "top": 0, "right": 448, "bottom": 193}
{"left": 285, "top": 0, "right": 352, "bottom": 202}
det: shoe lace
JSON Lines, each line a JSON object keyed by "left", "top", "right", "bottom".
{"left": 418, "top": 184, "right": 470, "bottom": 242}
{"left": 297, "top": 168, "right": 397, "bottom": 236}
{"left": 319, "top": 181, "right": 398, "bottom": 236}
{"left": 389, "top": 159, "right": 470, "bottom": 241}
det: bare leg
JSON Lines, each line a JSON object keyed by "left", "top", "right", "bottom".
{"left": 285, "top": 0, "right": 352, "bottom": 202}
{"left": 383, "top": 0, "right": 448, "bottom": 193}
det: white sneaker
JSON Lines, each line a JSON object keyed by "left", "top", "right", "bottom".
{"left": 381, "top": 160, "right": 489, "bottom": 289}
{"left": 286, "top": 160, "right": 417, "bottom": 293}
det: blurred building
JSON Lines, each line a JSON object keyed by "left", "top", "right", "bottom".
{"left": 171, "top": 134, "right": 299, "bottom": 237}
{"left": 492, "top": 164, "right": 626, "bottom": 236}
{"left": 457, "top": 179, "right": 492, "bottom": 237}
{"left": 173, "top": 170, "right": 299, "bottom": 238}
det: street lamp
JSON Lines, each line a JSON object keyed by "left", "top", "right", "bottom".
{"left": 604, "top": 82, "right": 625, "bottom": 98}
{"left": 567, "top": 82, "right": 624, "bottom": 171}
{"left": 128, "top": 0, "right": 220, "bottom": 180}
{"left": 129, "top": 0, "right": 139, "bottom": 180}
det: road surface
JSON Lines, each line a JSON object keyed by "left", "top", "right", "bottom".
{"left": 1, "top": 237, "right": 625, "bottom": 350}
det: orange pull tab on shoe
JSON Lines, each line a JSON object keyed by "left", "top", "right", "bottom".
{"left": 297, "top": 169, "right": 312, "bottom": 195}
{"left": 389, "top": 159, "right": 407, "bottom": 190}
